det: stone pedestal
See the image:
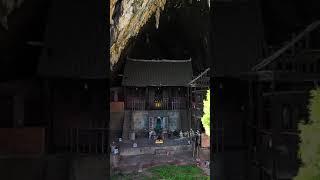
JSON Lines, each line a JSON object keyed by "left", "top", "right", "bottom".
{"left": 110, "top": 154, "right": 119, "bottom": 168}
{"left": 130, "top": 132, "right": 135, "bottom": 141}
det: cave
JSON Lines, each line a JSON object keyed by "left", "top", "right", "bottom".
{"left": 111, "top": 0, "right": 212, "bottom": 86}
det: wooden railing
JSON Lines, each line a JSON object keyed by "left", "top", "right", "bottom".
{"left": 150, "top": 97, "right": 169, "bottom": 110}
{"left": 171, "top": 97, "right": 186, "bottom": 110}
{"left": 126, "top": 97, "right": 187, "bottom": 110}
{"left": 252, "top": 21, "right": 320, "bottom": 71}
{"left": 126, "top": 97, "right": 146, "bottom": 110}
{"left": 55, "top": 128, "right": 108, "bottom": 154}
{"left": 189, "top": 68, "right": 210, "bottom": 88}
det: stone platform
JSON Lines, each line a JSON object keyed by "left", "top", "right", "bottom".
{"left": 117, "top": 138, "right": 193, "bottom": 156}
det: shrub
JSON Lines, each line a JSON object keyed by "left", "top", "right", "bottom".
{"left": 201, "top": 89, "right": 210, "bottom": 136}
{"left": 294, "top": 88, "right": 320, "bottom": 180}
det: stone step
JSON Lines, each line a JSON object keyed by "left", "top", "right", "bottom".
{"left": 120, "top": 144, "right": 192, "bottom": 156}
{"left": 155, "top": 149, "right": 169, "bottom": 155}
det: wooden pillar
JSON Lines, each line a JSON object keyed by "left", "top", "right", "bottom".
{"left": 187, "top": 87, "right": 191, "bottom": 130}
{"left": 13, "top": 95, "right": 24, "bottom": 127}
{"left": 114, "top": 89, "right": 118, "bottom": 102}
{"left": 246, "top": 80, "right": 254, "bottom": 179}
{"left": 44, "top": 79, "right": 55, "bottom": 153}
{"left": 270, "top": 80, "right": 278, "bottom": 180}
{"left": 124, "top": 87, "right": 127, "bottom": 109}
{"left": 146, "top": 87, "right": 149, "bottom": 109}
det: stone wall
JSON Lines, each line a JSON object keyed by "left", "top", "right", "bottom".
{"left": 131, "top": 110, "right": 188, "bottom": 132}
{"left": 120, "top": 144, "right": 192, "bottom": 156}
{"left": 132, "top": 111, "right": 148, "bottom": 131}
{"left": 110, "top": 112, "right": 124, "bottom": 135}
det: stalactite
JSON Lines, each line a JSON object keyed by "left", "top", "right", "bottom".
{"left": 155, "top": 7, "right": 160, "bottom": 29}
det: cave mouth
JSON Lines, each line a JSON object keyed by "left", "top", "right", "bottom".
{"left": 111, "top": 1, "right": 212, "bottom": 85}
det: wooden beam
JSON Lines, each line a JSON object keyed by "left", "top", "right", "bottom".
{"left": 188, "top": 68, "right": 210, "bottom": 85}
{"left": 262, "top": 90, "right": 307, "bottom": 97}
{"left": 252, "top": 21, "right": 320, "bottom": 71}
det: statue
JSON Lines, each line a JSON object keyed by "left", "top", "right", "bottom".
{"left": 183, "top": 132, "right": 187, "bottom": 137}
{"left": 114, "top": 145, "right": 119, "bottom": 154}
{"left": 149, "top": 130, "right": 155, "bottom": 140}
{"left": 196, "top": 130, "right": 200, "bottom": 136}
{"left": 190, "top": 129, "right": 195, "bottom": 137}
{"left": 133, "top": 142, "right": 138, "bottom": 148}
{"left": 111, "top": 141, "right": 116, "bottom": 154}
{"left": 179, "top": 130, "right": 183, "bottom": 138}
{"left": 154, "top": 117, "right": 163, "bottom": 139}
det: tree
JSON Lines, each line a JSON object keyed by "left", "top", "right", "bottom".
{"left": 201, "top": 89, "right": 210, "bottom": 136}
{"left": 294, "top": 88, "right": 320, "bottom": 180}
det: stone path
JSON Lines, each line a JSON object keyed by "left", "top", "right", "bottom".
{"left": 113, "top": 151, "right": 196, "bottom": 173}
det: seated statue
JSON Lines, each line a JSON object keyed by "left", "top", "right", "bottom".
{"left": 154, "top": 118, "right": 163, "bottom": 138}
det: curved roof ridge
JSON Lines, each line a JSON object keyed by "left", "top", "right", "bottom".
{"left": 127, "top": 57, "right": 192, "bottom": 62}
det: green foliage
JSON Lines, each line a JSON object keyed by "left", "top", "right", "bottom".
{"left": 149, "top": 165, "right": 208, "bottom": 179}
{"left": 111, "top": 165, "right": 209, "bottom": 180}
{"left": 294, "top": 88, "right": 320, "bottom": 180}
{"left": 201, "top": 89, "right": 210, "bottom": 136}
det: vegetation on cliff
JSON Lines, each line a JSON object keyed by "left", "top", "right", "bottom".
{"left": 295, "top": 88, "right": 320, "bottom": 180}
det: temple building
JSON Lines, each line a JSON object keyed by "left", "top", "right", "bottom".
{"left": 120, "top": 58, "right": 194, "bottom": 139}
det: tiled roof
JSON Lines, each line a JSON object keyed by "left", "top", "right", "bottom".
{"left": 122, "top": 58, "right": 193, "bottom": 87}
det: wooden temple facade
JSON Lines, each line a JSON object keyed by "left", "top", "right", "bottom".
{"left": 116, "top": 58, "right": 209, "bottom": 140}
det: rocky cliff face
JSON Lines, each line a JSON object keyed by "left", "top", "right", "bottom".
{"left": 110, "top": 0, "right": 212, "bottom": 77}
{"left": 0, "top": 0, "right": 24, "bottom": 29}
{"left": 110, "top": 0, "right": 167, "bottom": 70}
